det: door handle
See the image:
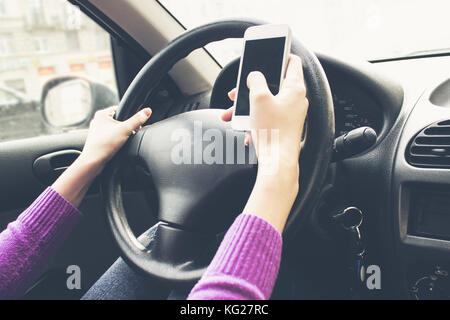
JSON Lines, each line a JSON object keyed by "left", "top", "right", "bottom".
{"left": 33, "top": 150, "right": 81, "bottom": 184}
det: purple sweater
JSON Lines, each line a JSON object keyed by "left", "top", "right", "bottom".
{"left": 0, "top": 187, "right": 282, "bottom": 300}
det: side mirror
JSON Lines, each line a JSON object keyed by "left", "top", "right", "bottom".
{"left": 40, "top": 76, "right": 119, "bottom": 129}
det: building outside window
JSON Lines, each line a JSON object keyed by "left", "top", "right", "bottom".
{"left": 63, "top": 2, "right": 81, "bottom": 30}
{"left": 0, "top": 0, "right": 117, "bottom": 142}
{"left": 0, "top": 0, "right": 6, "bottom": 16}
{"left": 0, "top": 35, "right": 12, "bottom": 56}
{"left": 33, "top": 37, "right": 48, "bottom": 53}
{"left": 66, "top": 31, "right": 80, "bottom": 51}
{"left": 96, "top": 32, "right": 108, "bottom": 51}
{"left": 27, "top": 0, "right": 45, "bottom": 27}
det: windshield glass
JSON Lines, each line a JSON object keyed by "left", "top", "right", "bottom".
{"left": 160, "top": 0, "right": 450, "bottom": 65}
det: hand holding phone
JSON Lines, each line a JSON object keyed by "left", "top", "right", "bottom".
{"left": 234, "top": 54, "right": 309, "bottom": 234}
{"left": 232, "top": 24, "right": 292, "bottom": 131}
{"left": 226, "top": 54, "right": 309, "bottom": 169}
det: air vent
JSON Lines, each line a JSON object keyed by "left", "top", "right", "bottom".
{"left": 407, "top": 120, "right": 450, "bottom": 168}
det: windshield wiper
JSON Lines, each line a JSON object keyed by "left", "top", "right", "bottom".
{"left": 403, "top": 47, "right": 450, "bottom": 57}
{"left": 370, "top": 47, "right": 450, "bottom": 63}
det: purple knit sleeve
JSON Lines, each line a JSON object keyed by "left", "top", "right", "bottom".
{"left": 188, "top": 214, "right": 282, "bottom": 300}
{"left": 0, "top": 187, "right": 82, "bottom": 300}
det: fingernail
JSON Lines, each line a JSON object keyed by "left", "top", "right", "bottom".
{"left": 142, "top": 107, "right": 152, "bottom": 117}
{"left": 248, "top": 71, "right": 261, "bottom": 79}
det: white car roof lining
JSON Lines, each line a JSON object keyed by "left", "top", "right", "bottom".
{"left": 89, "top": 0, "right": 221, "bottom": 95}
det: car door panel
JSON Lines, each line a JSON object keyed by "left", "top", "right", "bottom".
{"left": 0, "top": 132, "right": 156, "bottom": 298}
{"left": 0, "top": 131, "right": 87, "bottom": 211}
{"left": 0, "top": 0, "right": 163, "bottom": 299}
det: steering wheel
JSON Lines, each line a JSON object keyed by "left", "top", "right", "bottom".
{"left": 101, "top": 19, "right": 334, "bottom": 285}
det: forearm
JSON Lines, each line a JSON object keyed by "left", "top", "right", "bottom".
{"left": 52, "top": 154, "right": 103, "bottom": 207}
{"left": 189, "top": 165, "right": 299, "bottom": 300}
{"left": 0, "top": 153, "right": 98, "bottom": 299}
{"left": 0, "top": 106, "right": 150, "bottom": 300}
{"left": 191, "top": 55, "right": 306, "bottom": 300}
{"left": 0, "top": 188, "right": 81, "bottom": 299}
{"left": 243, "top": 163, "right": 299, "bottom": 233}
{"left": 188, "top": 213, "right": 282, "bottom": 300}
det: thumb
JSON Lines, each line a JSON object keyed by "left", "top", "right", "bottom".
{"left": 247, "top": 71, "right": 271, "bottom": 99}
{"left": 123, "top": 107, "right": 152, "bottom": 133}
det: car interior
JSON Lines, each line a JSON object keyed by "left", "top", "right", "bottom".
{"left": 0, "top": 0, "right": 450, "bottom": 300}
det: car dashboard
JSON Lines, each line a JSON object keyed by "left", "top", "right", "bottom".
{"left": 163, "top": 53, "right": 399, "bottom": 143}
{"left": 145, "top": 52, "right": 450, "bottom": 299}
{"left": 330, "top": 77, "right": 382, "bottom": 137}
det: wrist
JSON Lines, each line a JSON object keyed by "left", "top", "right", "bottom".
{"left": 257, "top": 160, "right": 299, "bottom": 184}
{"left": 75, "top": 152, "right": 105, "bottom": 177}
{"left": 244, "top": 168, "right": 299, "bottom": 233}
{"left": 52, "top": 152, "right": 104, "bottom": 208}
{"left": 255, "top": 165, "right": 299, "bottom": 200}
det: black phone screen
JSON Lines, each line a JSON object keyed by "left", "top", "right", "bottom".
{"left": 235, "top": 36, "right": 286, "bottom": 116}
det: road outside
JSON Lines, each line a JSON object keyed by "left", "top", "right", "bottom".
{"left": 0, "top": 109, "right": 44, "bottom": 142}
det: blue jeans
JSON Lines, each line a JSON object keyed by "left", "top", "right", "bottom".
{"left": 82, "top": 226, "right": 191, "bottom": 300}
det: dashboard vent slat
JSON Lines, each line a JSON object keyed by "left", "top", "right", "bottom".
{"left": 407, "top": 120, "right": 450, "bottom": 168}
{"left": 424, "top": 127, "right": 450, "bottom": 135}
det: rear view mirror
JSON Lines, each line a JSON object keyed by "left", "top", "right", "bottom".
{"left": 41, "top": 76, "right": 118, "bottom": 129}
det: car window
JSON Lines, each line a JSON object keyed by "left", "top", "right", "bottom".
{"left": 160, "top": 0, "right": 450, "bottom": 65}
{"left": 0, "top": 0, "right": 118, "bottom": 142}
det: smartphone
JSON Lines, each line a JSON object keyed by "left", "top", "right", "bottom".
{"left": 232, "top": 24, "right": 292, "bottom": 131}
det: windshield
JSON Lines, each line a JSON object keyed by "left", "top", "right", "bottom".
{"left": 160, "top": 0, "right": 450, "bottom": 65}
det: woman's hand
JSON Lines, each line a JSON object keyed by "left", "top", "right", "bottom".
{"left": 221, "top": 54, "right": 309, "bottom": 232}
{"left": 222, "top": 55, "right": 308, "bottom": 173}
{"left": 80, "top": 106, "right": 152, "bottom": 169}
{"left": 52, "top": 107, "right": 152, "bottom": 207}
